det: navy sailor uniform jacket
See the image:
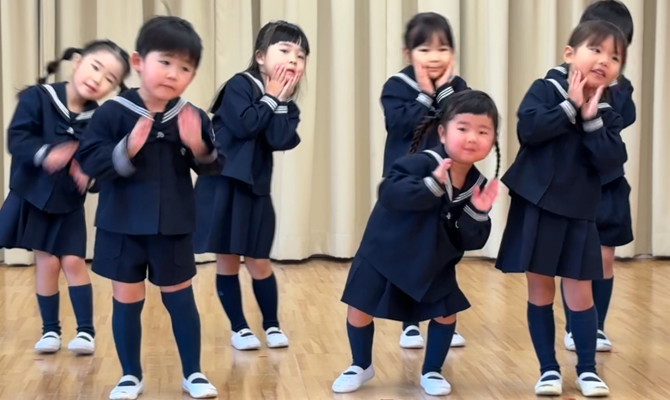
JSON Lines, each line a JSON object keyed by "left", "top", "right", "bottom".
{"left": 356, "top": 144, "right": 491, "bottom": 303}
{"left": 7, "top": 82, "right": 97, "bottom": 214}
{"left": 380, "top": 65, "right": 469, "bottom": 177}
{"left": 77, "top": 88, "right": 223, "bottom": 236}
{"left": 546, "top": 64, "right": 635, "bottom": 185}
{"left": 208, "top": 70, "right": 301, "bottom": 196}
{"left": 502, "top": 69, "right": 626, "bottom": 221}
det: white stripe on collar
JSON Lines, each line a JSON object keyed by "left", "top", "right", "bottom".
{"left": 422, "top": 149, "right": 485, "bottom": 204}
{"left": 110, "top": 96, "right": 189, "bottom": 123}
{"left": 244, "top": 72, "right": 265, "bottom": 94}
{"left": 41, "top": 84, "right": 94, "bottom": 121}
{"left": 546, "top": 78, "right": 611, "bottom": 109}
{"left": 392, "top": 72, "right": 421, "bottom": 92}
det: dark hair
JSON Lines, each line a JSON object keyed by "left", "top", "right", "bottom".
{"left": 568, "top": 20, "right": 628, "bottom": 66}
{"left": 19, "top": 39, "right": 130, "bottom": 97}
{"left": 410, "top": 90, "right": 501, "bottom": 178}
{"left": 580, "top": 0, "right": 633, "bottom": 45}
{"left": 135, "top": 15, "right": 203, "bottom": 68}
{"left": 246, "top": 20, "right": 310, "bottom": 72}
{"left": 404, "top": 12, "right": 455, "bottom": 51}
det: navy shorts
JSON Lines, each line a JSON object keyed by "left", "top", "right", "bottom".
{"left": 92, "top": 229, "right": 196, "bottom": 287}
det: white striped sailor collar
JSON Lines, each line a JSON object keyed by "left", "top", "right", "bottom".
{"left": 39, "top": 82, "right": 98, "bottom": 122}
{"left": 392, "top": 65, "right": 423, "bottom": 93}
{"left": 544, "top": 68, "right": 612, "bottom": 111}
{"left": 109, "top": 88, "right": 189, "bottom": 124}
{"left": 422, "top": 145, "right": 485, "bottom": 204}
{"left": 208, "top": 69, "right": 293, "bottom": 115}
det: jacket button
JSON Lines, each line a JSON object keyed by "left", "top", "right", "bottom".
{"left": 157, "top": 132, "right": 165, "bottom": 139}
{"left": 446, "top": 212, "right": 451, "bottom": 219}
{"left": 66, "top": 127, "right": 74, "bottom": 134}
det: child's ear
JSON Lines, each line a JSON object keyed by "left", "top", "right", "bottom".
{"left": 255, "top": 50, "right": 266, "bottom": 67}
{"left": 130, "top": 52, "right": 143, "bottom": 73}
{"left": 563, "top": 45, "right": 576, "bottom": 65}
{"left": 70, "top": 53, "right": 83, "bottom": 70}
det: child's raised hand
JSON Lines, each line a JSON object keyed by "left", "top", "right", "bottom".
{"left": 69, "top": 159, "right": 90, "bottom": 194}
{"left": 471, "top": 179, "right": 499, "bottom": 212}
{"left": 42, "top": 141, "right": 79, "bottom": 174}
{"left": 278, "top": 72, "right": 301, "bottom": 102}
{"left": 436, "top": 60, "right": 454, "bottom": 88}
{"left": 432, "top": 159, "right": 452, "bottom": 184}
{"left": 414, "top": 63, "right": 435, "bottom": 95}
{"left": 127, "top": 116, "right": 153, "bottom": 158}
{"left": 582, "top": 85, "right": 605, "bottom": 121}
{"left": 568, "top": 70, "right": 587, "bottom": 108}
{"left": 178, "top": 105, "right": 207, "bottom": 157}
{"left": 265, "top": 65, "right": 286, "bottom": 98}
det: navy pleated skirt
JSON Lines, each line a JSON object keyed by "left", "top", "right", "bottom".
{"left": 495, "top": 193, "right": 603, "bottom": 281}
{"left": 341, "top": 255, "right": 471, "bottom": 322}
{"left": 0, "top": 191, "right": 86, "bottom": 258}
{"left": 596, "top": 177, "right": 633, "bottom": 247}
{"left": 193, "top": 176, "right": 275, "bottom": 259}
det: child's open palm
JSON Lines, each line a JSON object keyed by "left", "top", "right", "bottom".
{"left": 471, "top": 179, "right": 499, "bottom": 212}
{"left": 582, "top": 85, "right": 605, "bottom": 121}
{"left": 127, "top": 117, "right": 152, "bottom": 158}
{"left": 414, "top": 63, "right": 435, "bottom": 95}
{"left": 178, "top": 105, "right": 206, "bottom": 156}
{"left": 265, "top": 65, "right": 286, "bottom": 98}
{"left": 43, "top": 141, "right": 79, "bottom": 174}
{"left": 432, "top": 159, "right": 453, "bottom": 184}
{"left": 568, "top": 70, "right": 587, "bottom": 108}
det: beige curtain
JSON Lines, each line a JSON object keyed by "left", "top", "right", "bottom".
{"left": 1, "top": 0, "right": 668, "bottom": 266}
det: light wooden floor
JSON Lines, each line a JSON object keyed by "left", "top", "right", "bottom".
{"left": 1, "top": 258, "right": 670, "bottom": 400}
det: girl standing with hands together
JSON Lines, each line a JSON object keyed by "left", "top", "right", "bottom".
{"left": 333, "top": 90, "right": 501, "bottom": 396}
{"left": 495, "top": 20, "right": 628, "bottom": 397}
{"left": 380, "top": 11, "right": 469, "bottom": 350}
{"left": 0, "top": 40, "right": 130, "bottom": 355}
{"left": 195, "top": 20, "right": 309, "bottom": 351}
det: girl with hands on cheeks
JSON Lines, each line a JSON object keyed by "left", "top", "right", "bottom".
{"left": 194, "top": 20, "right": 309, "bottom": 354}
{"left": 380, "top": 11, "right": 472, "bottom": 351}
{"left": 495, "top": 20, "right": 628, "bottom": 398}
{"left": 333, "top": 90, "right": 501, "bottom": 397}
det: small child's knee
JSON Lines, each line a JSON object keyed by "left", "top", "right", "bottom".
{"left": 216, "top": 254, "right": 241, "bottom": 275}
{"left": 245, "top": 258, "right": 273, "bottom": 280}
{"left": 433, "top": 314, "right": 456, "bottom": 325}
{"left": 347, "top": 307, "right": 373, "bottom": 327}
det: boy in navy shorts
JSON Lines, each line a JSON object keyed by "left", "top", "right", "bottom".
{"left": 78, "top": 16, "right": 223, "bottom": 400}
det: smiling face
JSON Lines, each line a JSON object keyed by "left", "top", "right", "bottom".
{"left": 406, "top": 33, "right": 453, "bottom": 80}
{"left": 131, "top": 50, "right": 196, "bottom": 103}
{"left": 71, "top": 50, "right": 126, "bottom": 101}
{"left": 438, "top": 113, "right": 496, "bottom": 165}
{"left": 256, "top": 41, "right": 307, "bottom": 81}
{"left": 564, "top": 35, "right": 622, "bottom": 89}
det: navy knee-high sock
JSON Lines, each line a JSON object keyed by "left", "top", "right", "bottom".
{"left": 216, "top": 274, "right": 250, "bottom": 332}
{"left": 527, "top": 302, "right": 560, "bottom": 374}
{"left": 570, "top": 306, "right": 598, "bottom": 375}
{"left": 36, "top": 292, "right": 61, "bottom": 335}
{"left": 252, "top": 274, "right": 280, "bottom": 331}
{"left": 347, "top": 321, "right": 374, "bottom": 369}
{"left": 162, "top": 286, "right": 203, "bottom": 379}
{"left": 560, "top": 280, "right": 571, "bottom": 334}
{"left": 112, "top": 298, "right": 144, "bottom": 380}
{"left": 69, "top": 284, "right": 95, "bottom": 337}
{"left": 592, "top": 278, "right": 613, "bottom": 331}
{"left": 422, "top": 320, "right": 456, "bottom": 375}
